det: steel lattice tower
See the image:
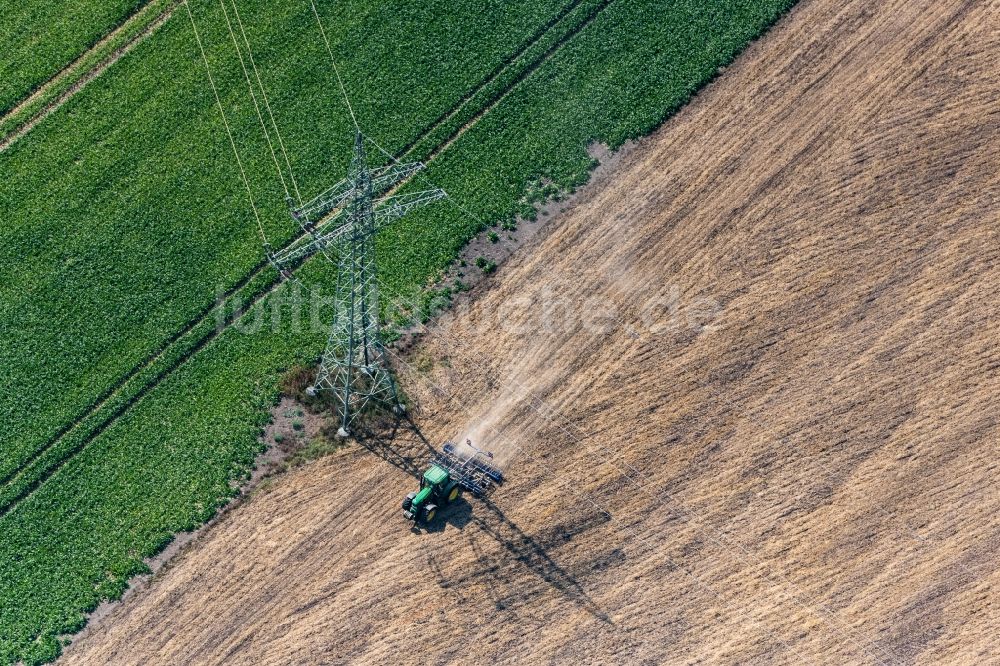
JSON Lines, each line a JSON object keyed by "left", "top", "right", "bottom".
{"left": 268, "top": 131, "right": 445, "bottom": 436}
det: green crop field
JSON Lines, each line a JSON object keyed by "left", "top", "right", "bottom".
{"left": 0, "top": 0, "right": 794, "bottom": 662}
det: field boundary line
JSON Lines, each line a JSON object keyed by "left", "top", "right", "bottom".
{"left": 0, "top": 0, "right": 615, "bottom": 516}
{"left": 0, "top": 0, "right": 183, "bottom": 152}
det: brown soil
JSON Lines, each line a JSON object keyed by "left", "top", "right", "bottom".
{"left": 61, "top": 0, "right": 999, "bottom": 664}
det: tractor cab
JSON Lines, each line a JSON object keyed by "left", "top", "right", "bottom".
{"left": 402, "top": 464, "right": 462, "bottom": 523}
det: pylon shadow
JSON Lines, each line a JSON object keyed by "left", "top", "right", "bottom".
{"left": 468, "top": 497, "right": 612, "bottom": 623}
{"left": 352, "top": 411, "right": 437, "bottom": 480}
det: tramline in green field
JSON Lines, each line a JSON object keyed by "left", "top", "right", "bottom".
{"left": 0, "top": 0, "right": 152, "bottom": 115}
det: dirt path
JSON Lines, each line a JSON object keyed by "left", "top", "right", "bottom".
{"left": 61, "top": 0, "right": 999, "bottom": 663}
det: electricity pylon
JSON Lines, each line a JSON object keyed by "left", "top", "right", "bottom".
{"left": 268, "top": 131, "right": 445, "bottom": 436}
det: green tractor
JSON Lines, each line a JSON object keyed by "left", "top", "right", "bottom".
{"left": 403, "top": 441, "right": 504, "bottom": 525}
{"left": 402, "top": 464, "right": 462, "bottom": 524}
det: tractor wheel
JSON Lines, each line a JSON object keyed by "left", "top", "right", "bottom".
{"left": 423, "top": 503, "right": 438, "bottom": 523}
{"left": 447, "top": 484, "right": 461, "bottom": 503}
{"left": 402, "top": 492, "right": 416, "bottom": 511}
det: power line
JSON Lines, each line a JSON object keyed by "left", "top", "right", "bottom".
{"left": 188, "top": 0, "right": 983, "bottom": 654}
{"left": 216, "top": 0, "right": 292, "bottom": 202}
{"left": 229, "top": 0, "right": 303, "bottom": 203}
{"left": 195, "top": 1, "right": 901, "bottom": 657}
{"left": 183, "top": 0, "right": 267, "bottom": 244}
{"left": 309, "top": 0, "right": 360, "bottom": 131}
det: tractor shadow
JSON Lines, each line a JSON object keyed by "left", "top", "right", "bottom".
{"left": 421, "top": 496, "right": 474, "bottom": 532}
{"left": 354, "top": 413, "right": 611, "bottom": 624}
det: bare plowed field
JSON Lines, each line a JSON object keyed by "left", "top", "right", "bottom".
{"left": 62, "top": 0, "right": 999, "bottom": 663}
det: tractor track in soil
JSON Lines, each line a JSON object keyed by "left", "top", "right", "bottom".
{"left": 0, "top": 0, "right": 618, "bottom": 519}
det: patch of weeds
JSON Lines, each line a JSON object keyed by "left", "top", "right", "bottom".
{"left": 487, "top": 231, "right": 499, "bottom": 243}
{"left": 475, "top": 257, "right": 497, "bottom": 274}
{"left": 286, "top": 436, "right": 346, "bottom": 468}
{"left": 252, "top": 477, "right": 276, "bottom": 497}
{"left": 279, "top": 365, "right": 314, "bottom": 397}
{"left": 279, "top": 366, "right": 330, "bottom": 413}
{"left": 414, "top": 354, "right": 434, "bottom": 373}
{"left": 418, "top": 285, "right": 456, "bottom": 323}
{"left": 519, "top": 176, "right": 567, "bottom": 222}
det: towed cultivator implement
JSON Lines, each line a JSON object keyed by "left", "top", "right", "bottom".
{"left": 435, "top": 441, "right": 504, "bottom": 497}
